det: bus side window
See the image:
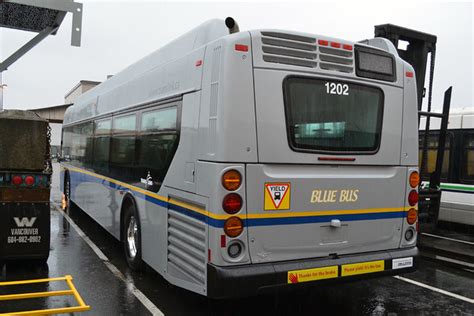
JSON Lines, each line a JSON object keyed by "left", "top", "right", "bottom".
{"left": 93, "top": 119, "right": 112, "bottom": 174}
{"left": 110, "top": 114, "right": 137, "bottom": 183}
{"left": 460, "top": 133, "right": 474, "bottom": 184}
{"left": 62, "top": 127, "right": 73, "bottom": 161}
{"left": 70, "top": 122, "right": 93, "bottom": 168}
{"left": 137, "top": 106, "right": 178, "bottom": 191}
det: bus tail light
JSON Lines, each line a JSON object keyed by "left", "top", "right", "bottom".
{"left": 223, "top": 193, "right": 242, "bottom": 214}
{"left": 407, "top": 208, "right": 417, "bottom": 225}
{"left": 409, "top": 171, "right": 420, "bottom": 188}
{"left": 408, "top": 190, "right": 418, "bottom": 206}
{"left": 222, "top": 170, "right": 241, "bottom": 191}
{"left": 12, "top": 176, "right": 22, "bottom": 186}
{"left": 224, "top": 217, "right": 243, "bottom": 238}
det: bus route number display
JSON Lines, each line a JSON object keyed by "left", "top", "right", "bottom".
{"left": 325, "top": 82, "right": 349, "bottom": 96}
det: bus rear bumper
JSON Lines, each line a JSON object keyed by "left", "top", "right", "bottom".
{"left": 207, "top": 247, "right": 418, "bottom": 299}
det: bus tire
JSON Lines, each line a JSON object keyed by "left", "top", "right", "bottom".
{"left": 123, "top": 203, "right": 144, "bottom": 271}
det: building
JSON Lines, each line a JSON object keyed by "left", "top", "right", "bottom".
{"left": 64, "top": 80, "right": 101, "bottom": 104}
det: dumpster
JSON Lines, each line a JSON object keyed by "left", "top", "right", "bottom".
{"left": 0, "top": 110, "right": 51, "bottom": 263}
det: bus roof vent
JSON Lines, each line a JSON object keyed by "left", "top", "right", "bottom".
{"left": 259, "top": 32, "right": 354, "bottom": 73}
{"left": 319, "top": 46, "right": 354, "bottom": 73}
{"left": 260, "top": 31, "right": 317, "bottom": 68}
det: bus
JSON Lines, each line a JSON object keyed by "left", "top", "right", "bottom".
{"left": 419, "top": 110, "right": 474, "bottom": 226}
{"left": 0, "top": 110, "right": 51, "bottom": 264}
{"left": 61, "top": 18, "right": 419, "bottom": 298}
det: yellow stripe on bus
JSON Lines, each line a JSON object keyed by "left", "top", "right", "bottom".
{"left": 65, "top": 166, "right": 408, "bottom": 221}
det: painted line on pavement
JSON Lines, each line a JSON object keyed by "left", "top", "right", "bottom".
{"left": 52, "top": 203, "right": 164, "bottom": 316}
{"left": 393, "top": 276, "right": 474, "bottom": 304}
{"left": 421, "top": 233, "right": 474, "bottom": 246}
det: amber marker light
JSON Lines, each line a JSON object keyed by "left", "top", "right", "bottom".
{"left": 224, "top": 217, "right": 243, "bottom": 238}
{"left": 222, "top": 170, "right": 242, "bottom": 191}
{"left": 409, "top": 171, "right": 420, "bottom": 188}
{"left": 407, "top": 208, "right": 418, "bottom": 225}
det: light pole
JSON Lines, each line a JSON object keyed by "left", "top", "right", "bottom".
{"left": 0, "top": 72, "right": 6, "bottom": 111}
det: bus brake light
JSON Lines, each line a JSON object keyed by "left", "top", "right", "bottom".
{"left": 408, "top": 190, "right": 418, "bottom": 206}
{"left": 223, "top": 193, "right": 242, "bottom": 214}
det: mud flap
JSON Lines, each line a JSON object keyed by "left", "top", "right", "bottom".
{"left": 0, "top": 202, "right": 50, "bottom": 261}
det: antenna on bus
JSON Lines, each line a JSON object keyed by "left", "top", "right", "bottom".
{"left": 225, "top": 17, "right": 239, "bottom": 34}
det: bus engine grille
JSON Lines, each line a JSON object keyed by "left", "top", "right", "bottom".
{"left": 168, "top": 209, "right": 207, "bottom": 286}
{"left": 260, "top": 31, "right": 354, "bottom": 73}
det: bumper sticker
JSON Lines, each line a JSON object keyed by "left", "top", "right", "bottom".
{"left": 287, "top": 266, "right": 338, "bottom": 284}
{"left": 341, "top": 260, "right": 385, "bottom": 277}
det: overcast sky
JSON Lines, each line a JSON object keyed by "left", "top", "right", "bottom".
{"left": 1, "top": 0, "right": 472, "bottom": 112}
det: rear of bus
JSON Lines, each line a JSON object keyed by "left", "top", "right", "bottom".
{"left": 202, "top": 30, "right": 419, "bottom": 298}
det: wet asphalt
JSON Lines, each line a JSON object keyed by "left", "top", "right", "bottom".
{"left": 0, "top": 164, "right": 473, "bottom": 315}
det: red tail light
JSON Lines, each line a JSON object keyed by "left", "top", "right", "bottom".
{"left": 408, "top": 190, "right": 418, "bottom": 206}
{"left": 223, "top": 193, "right": 242, "bottom": 214}
{"left": 25, "top": 176, "right": 35, "bottom": 186}
{"left": 12, "top": 176, "right": 23, "bottom": 186}
{"left": 330, "top": 42, "right": 341, "bottom": 48}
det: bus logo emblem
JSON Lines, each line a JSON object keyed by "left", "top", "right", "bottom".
{"left": 264, "top": 183, "right": 291, "bottom": 211}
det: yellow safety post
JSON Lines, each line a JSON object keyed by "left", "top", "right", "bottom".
{"left": 0, "top": 275, "right": 91, "bottom": 315}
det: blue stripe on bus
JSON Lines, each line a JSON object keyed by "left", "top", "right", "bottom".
{"left": 245, "top": 211, "right": 406, "bottom": 227}
{"left": 67, "top": 168, "right": 407, "bottom": 228}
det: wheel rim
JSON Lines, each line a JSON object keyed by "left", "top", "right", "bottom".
{"left": 127, "top": 216, "right": 138, "bottom": 259}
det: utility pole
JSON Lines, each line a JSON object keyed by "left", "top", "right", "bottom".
{"left": 0, "top": 72, "right": 4, "bottom": 111}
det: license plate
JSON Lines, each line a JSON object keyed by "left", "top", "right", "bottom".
{"left": 287, "top": 266, "right": 338, "bottom": 284}
{"left": 341, "top": 260, "right": 385, "bottom": 277}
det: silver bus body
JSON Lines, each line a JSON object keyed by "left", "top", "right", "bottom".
{"left": 61, "top": 19, "right": 419, "bottom": 298}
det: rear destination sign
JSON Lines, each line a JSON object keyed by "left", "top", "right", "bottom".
{"left": 264, "top": 183, "right": 291, "bottom": 210}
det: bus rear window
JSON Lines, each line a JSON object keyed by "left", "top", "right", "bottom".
{"left": 284, "top": 77, "right": 384, "bottom": 153}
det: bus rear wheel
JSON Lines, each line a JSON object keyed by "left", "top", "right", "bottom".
{"left": 123, "top": 204, "right": 144, "bottom": 271}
